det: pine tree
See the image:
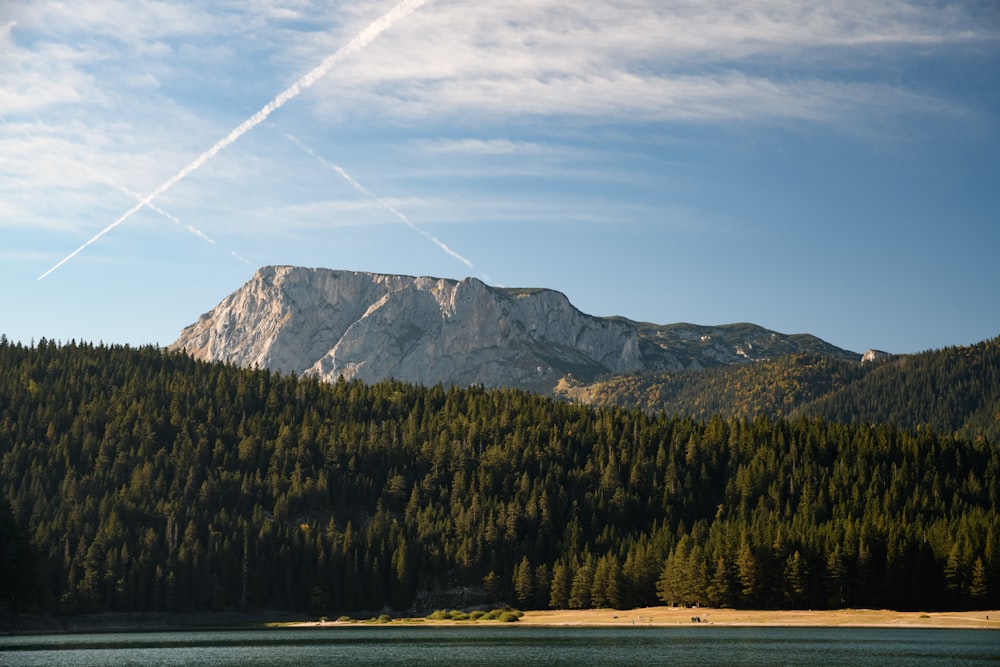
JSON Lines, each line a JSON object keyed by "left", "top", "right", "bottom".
{"left": 590, "top": 556, "right": 610, "bottom": 608}
{"left": 513, "top": 555, "right": 534, "bottom": 608}
{"left": 706, "top": 555, "right": 733, "bottom": 608}
{"left": 969, "top": 557, "right": 988, "bottom": 609}
{"left": 548, "top": 560, "right": 571, "bottom": 609}
{"left": 783, "top": 550, "right": 807, "bottom": 608}
{"left": 568, "top": 557, "right": 594, "bottom": 609}
{"left": 534, "top": 563, "right": 551, "bottom": 609}
{"left": 737, "top": 539, "right": 758, "bottom": 607}
{"left": 483, "top": 570, "right": 501, "bottom": 604}
{"left": 825, "top": 546, "right": 847, "bottom": 608}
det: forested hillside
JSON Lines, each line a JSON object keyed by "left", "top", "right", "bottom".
{"left": 556, "top": 354, "right": 864, "bottom": 419}
{"left": 0, "top": 337, "right": 997, "bottom": 615}
{"left": 796, "top": 339, "right": 1000, "bottom": 444}
{"left": 557, "top": 337, "right": 1000, "bottom": 443}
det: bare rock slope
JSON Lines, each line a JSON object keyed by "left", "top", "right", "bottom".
{"left": 171, "top": 266, "right": 858, "bottom": 392}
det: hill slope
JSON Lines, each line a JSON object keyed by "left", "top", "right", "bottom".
{"left": 796, "top": 337, "right": 1000, "bottom": 442}
{"left": 556, "top": 337, "right": 1000, "bottom": 443}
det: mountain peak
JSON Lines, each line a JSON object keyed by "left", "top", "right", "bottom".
{"left": 171, "top": 266, "right": 858, "bottom": 392}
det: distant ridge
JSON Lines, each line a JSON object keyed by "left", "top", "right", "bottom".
{"left": 170, "top": 266, "right": 859, "bottom": 393}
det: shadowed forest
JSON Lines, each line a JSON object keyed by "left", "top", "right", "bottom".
{"left": 0, "top": 337, "right": 997, "bottom": 615}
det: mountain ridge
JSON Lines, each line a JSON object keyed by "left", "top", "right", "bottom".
{"left": 170, "top": 266, "right": 860, "bottom": 393}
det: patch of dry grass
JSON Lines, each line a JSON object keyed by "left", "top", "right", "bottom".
{"left": 284, "top": 607, "right": 998, "bottom": 629}
{"left": 518, "top": 607, "right": 999, "bottom": 629}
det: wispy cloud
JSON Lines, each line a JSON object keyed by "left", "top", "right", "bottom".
{"left": 5, "top": 0, "right": 994, "bottom": 128}
{"left": 0, "top": 20, "right": 14, "bottom": 43}
{"left": 303, "top": 0, "right": 997, "bottom": 124}
{"left": 3, "top": 0, "right": 226, "bottom": 51}
{"left": 35, "top": 0, "right": 430, "bottom": 279}
{"left": 419, "top": 138, "right": 546, "bottom": 155}
{"left": 1, "top": 0, "right": 996, "bottom": 250}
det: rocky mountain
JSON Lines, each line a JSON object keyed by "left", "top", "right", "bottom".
{"left": 170, "top": 266, "right": 859, "bottom": 393}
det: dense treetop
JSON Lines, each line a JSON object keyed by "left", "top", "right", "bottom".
{"left": 0, "top": 336, "right": 997, "bottom": 615}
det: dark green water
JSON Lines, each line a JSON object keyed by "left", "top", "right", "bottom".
{"left": 1, "top": 626, "right": 996, "bottom": 666}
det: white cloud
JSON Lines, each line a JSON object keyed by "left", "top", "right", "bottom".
{"left": 1, "top": 0, "right": 995, "bottom": 244}
{"left": 258, "top": 194, "right": 439, "bottom": 219}
{"left": 9, "top": 0, "right": 215, "bottom": 43}
{"left": 0, "top": 20, "right": 15, "bottom": 43}
{"left": 301, "top": 0, "right": 997, "bottom": 123}
{"left": 0, "top": 250, "right": 55, "bottom": 262}
{"left": 419, "top": 138, "right": 546, "bottom": 155}
{"left": 4, "top": 0, "right": 995, "bottom": 126}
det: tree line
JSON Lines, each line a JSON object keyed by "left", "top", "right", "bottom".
{"left": 0, "top": 337, "right": 996, "bottom": 614}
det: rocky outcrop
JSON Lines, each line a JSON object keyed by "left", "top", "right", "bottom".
{"left": 861, "top": 349, "right": 893, "bottom": 364}
{"left": 171, "top": 266, "right": 859, "bottom": 392}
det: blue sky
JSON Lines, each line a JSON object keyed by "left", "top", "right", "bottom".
{"left": 2, "top": 0, "right": 998, "bottom": 355}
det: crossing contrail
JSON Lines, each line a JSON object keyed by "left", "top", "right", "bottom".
{"left": 1, "top": 115, "right": 251, "bottom": 265}
{"left": 38, "top": 0, "right": 429, "bottom": 280}
{"left": 280, "top": 129, "right": 475, "bottom": 270}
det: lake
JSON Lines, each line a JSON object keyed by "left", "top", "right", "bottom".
{"left": 0, "top": 626, "right": 996, "bottom": 666}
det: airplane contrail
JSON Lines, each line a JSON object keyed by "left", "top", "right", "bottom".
{"left": 1, "top": 115, "right": 251, "bottom": 265}
{"left": 279, "top": 129, "right": 475, "bottom": 270}
{"left": 38, "top": 0, "right": 429, "bottom": 280}
{"left": 106, "top": 183, "right": 253, "bottom": 266}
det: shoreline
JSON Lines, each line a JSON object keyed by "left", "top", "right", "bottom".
{"left": 285, "top": 607, "right": 999, "bottom": 631}
{"left": 514, "top": 607, "right": 999, "bottom": 630}
{"left": 3, "top": 607, "right": 997, "bottom": 634}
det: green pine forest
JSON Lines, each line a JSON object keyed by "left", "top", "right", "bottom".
{"left": 558, "top": 338, "right": 1000, "bottom": 445}
{"left": 0, "top": 336, "right": 998, "bottom": 616}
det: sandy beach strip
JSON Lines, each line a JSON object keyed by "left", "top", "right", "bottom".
{"left": 517, "top": 607, "right": 999, "bottom": 629}
{"left": 285, "top": 607, "right": 998, "bottom": 630}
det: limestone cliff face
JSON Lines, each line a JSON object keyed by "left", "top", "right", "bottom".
{"left": 171, "top": 266, "right": 643, "bottom": 392}
{"left": 171, "top": 266, "right": 859, "bottom": 392}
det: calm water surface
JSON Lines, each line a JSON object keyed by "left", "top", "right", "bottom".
{"left": 1, "top": 626, "right": 996, "bottom": 666}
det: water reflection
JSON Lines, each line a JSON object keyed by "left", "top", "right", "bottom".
{"left": 1, "top": 626, "right": 996, "bottom": 667}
